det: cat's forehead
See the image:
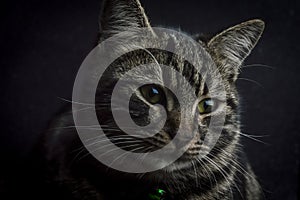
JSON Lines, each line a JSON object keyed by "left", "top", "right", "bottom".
{"left": 112, "top": 32, "right": 216, "bottom": 76}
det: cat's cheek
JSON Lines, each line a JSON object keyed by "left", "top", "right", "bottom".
{"left": 198, "top": 114, "right": 211, "bottom": 127}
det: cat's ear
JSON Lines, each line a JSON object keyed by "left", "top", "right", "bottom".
{"left": 99, "top": 0, "right": 153, "bottom": 41}
{"left": 207, "top": 19, "right": 265, "bottom": 81}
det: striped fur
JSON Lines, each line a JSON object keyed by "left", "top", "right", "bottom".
{"left": 39, "top": 0, "right": 265, "bottom": 199}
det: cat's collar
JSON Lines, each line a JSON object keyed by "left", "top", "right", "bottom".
{"left": 148, "top": 188, "right": 167, "bottom": 200}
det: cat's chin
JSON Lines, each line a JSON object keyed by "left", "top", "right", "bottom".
{"left": 161, "top": 155, "right": 200, "bottom": 173}
{"left": 163, "top": 161, "right": 193, "bottom": 172}
{"left": 132, "top": 155, "right": 196, "bottom": 173}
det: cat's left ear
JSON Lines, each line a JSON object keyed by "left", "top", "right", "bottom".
{"left": 99, "top": 0, "right": 153, "bottom": 41}
{"left": 207, "top": 19, "right": 265, "bottom": 81}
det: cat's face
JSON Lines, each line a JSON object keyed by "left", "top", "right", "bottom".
{"left": 94, "top": 0, "right": 264, "bottom": 172}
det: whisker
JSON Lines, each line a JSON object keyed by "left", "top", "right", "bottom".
{"left": 216, "top": 147, "right": 265, "bottom": 198}
{"left": 237, "top": 77, "right": 263, "bottom": 88}
{"left": 58, "top": 97, "right": 111, "bottom": 106}
{"left": 242, "top": 63, "right": 275, "bottom": 70}
{"left": 83, "top": 134, "right": 144, "bottom": 142}
{"left": 77, "top": 143, "right": 145, "bottom": 162}
{"left": 71, "top": 139, "right": 141, "bottom": 163}
{"left": 96, "top": 143, "right": 145, "bottom": 158}
{"left": 108, "top": 145, "right": 149, "bottom": 167}
{"left": 47, "top": 125, "right": 101, "bottom": 131}
{"left": 71, "top": 134, "right": 143, "bottom": 153}
{"left": 57, "top": 97, "right": 95, "bottom": 106}
{"left": 191, "top": 160, "right": 199, "bottom": 188}
{"left": 204, "top": 156, "right": 235, "bottom": 198}
{"left": 195, "top": 158, "right": 216, "bottom": 191}
{"left": 240, "top": 131, "right": 269, "bottom": 138}
{"left": 210, "top": 148, "right": 246, "bottom": 199}
{"left": 71, "top": 106, "right": 93, "bottom": 113}
{"left": 239, "top": 132, "right": 269, "bottom": 145}
{"left": 84, "top": 138, "right": 144, "bottom": 150}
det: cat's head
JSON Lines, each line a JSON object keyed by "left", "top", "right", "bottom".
{"left": 94, "top": 0, "right": 264, "bottom": 173}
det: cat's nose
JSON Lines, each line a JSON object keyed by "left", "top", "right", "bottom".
{"left": 166, "top": 109, "right": 198, "bottom": 138}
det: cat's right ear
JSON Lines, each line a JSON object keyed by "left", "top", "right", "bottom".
{"left": 207, "top": 19, "right": 265, "bottom": 81}
{"left": 99, "top": 0, "right": 153, "bottom": 41}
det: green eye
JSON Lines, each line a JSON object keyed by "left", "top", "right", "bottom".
{"left": 140, "top": 84, "right": 165, "bottom": 105}
{"left": 198, "top": 98, "right": 215, "bottom": 114}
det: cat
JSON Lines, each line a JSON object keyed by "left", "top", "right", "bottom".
{"left": 35, "top": 0, "right": 265, "bottom": 199}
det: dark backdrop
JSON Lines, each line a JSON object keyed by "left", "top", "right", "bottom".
{"left": 1, "top": 0, "right": 299, "bottom": 199}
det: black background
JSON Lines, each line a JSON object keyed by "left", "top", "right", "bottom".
{"left": 1, "top": 0, "right": 299, "bottom": 199}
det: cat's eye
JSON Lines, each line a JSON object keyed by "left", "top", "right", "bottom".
{"left": 140, "top": 84, "right": 165, "bottom": 105}
{"left": 198, "top": 98, "right": 216, "bottom": 114}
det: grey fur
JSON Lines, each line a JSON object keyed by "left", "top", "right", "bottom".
{"left": 207, "top": 20, "right": 265, "bottom": 81}
{"left": 40, "top": 0, "right": 265, "bottom": 199}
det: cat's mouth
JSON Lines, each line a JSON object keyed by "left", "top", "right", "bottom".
{"left": 162, "top": 155, "right": 200, "bottom": 172}
{"left": 138, "top": 150, "right": 203, "bottom": 173}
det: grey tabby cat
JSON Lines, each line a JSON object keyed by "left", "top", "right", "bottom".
{"left": 38, "top": 0, "right": 265, "bottom": 199}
